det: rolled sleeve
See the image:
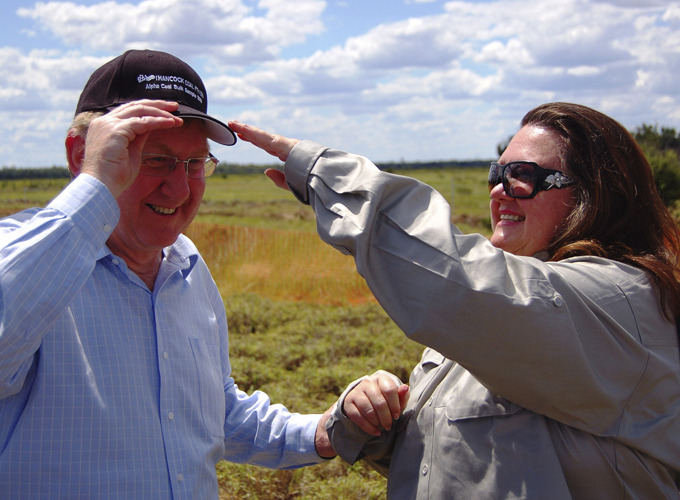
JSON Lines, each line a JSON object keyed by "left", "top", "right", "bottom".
{"left": 285, "top": 141, "right": 327, "bottom": 205}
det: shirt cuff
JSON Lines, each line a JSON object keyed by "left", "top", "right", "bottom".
{"left": 284, "top": 140, "right": 328, "bottom": 205}
{"left": 284, "top": 413, "right": 332, "bottom": 466}
{"left": 47, "top": 174, "right": 120, "bottom": 249}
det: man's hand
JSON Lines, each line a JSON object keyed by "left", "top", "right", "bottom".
{"left": 79, "top": 100, "right": 183, "bottom": 198}
{"left": 343, "top": 371, "right": 410, "bottom": 436}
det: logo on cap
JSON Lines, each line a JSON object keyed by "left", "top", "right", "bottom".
{"left": 138, "top": 74, "right": 156, "bottom": 83}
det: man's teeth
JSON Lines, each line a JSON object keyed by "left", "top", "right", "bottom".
{"left": 500, "top": 214, "right": 524, "bottom": 222}
{"left": 151, "top": 205, "right": 176, "bottom": 215}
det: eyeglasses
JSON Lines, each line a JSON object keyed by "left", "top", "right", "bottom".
{"left": 488, "top": 161, "right": 574, "bottom": 199}
{"left": 140, "top": 153, "right": 219, "bottom": 179}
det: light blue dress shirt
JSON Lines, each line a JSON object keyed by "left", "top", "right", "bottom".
{"left": 0, "top": 174, "right": 323, "bottom": 499}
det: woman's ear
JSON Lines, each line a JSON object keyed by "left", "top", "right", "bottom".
{"left": 65, "top": 132, "right": 85, "bottom": 177}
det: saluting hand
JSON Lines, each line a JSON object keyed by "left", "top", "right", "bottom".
{"left": 228, "top": 121, "right": 302, "bottom": 191}
{"left": 79, "top": 100, "right": 183, "bottom": 198}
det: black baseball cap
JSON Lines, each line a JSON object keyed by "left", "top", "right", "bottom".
{"left": 75, "top": 49, "right": 236, "bottom": 146}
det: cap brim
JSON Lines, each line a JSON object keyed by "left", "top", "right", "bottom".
{"left": 176, "top": 105, "right": 237, "bottom": 146}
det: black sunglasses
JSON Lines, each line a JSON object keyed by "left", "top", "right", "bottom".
{"left": 488, "top": 161, "right": 574, "bottom": 199}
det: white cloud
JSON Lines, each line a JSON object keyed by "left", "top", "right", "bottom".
{"left": 344, "top": 17, "right": 465, "bottom": 70}
{"left": 2, "top": 0, "right": 680, "bottom": 167}
{"left": 0, "top": 48, "right": 105, "bottom": 110}
{"left": 17, "top": 0, "right": 325, "bottom": 62}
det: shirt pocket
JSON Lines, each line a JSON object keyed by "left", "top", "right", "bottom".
{"left": 442, "top": 369, "right": 522, "bottom": 421}
{"left": 189, "top": 337, "right": 226, "bottom": 438}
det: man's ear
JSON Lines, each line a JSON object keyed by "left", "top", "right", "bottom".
{"left": 65, "top": 132, "right": 85, "bottom": 177}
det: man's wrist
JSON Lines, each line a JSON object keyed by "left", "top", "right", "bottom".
{"left": 314, "top": 405, "right": 337, "bottom": 458}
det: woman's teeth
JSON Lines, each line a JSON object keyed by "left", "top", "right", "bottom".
{"left": 500, "top": 214, "right": 524, "bottom": 222}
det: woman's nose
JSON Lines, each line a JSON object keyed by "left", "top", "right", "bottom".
{"left": 489, "top": 181, "right": 508, "bottom": 199}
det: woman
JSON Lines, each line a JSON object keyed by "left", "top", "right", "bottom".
{"left": 229, "top": 102, "right": 680, "bottom": 499}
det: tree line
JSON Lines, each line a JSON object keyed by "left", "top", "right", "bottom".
{"left": 3, "top": 124, "right": 680, "bottom": 207}
{"left": 634, "top": 124, "right": 680, "bottom": 207}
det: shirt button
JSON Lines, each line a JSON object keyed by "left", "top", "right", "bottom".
{"left": 111, "top": 258, "right": 120, "bottom": 266}
{"left": 422, "top": 464, "right": 429, "bottom": 476}
{"left": 102, "top": 223, "right": 113, "bottom": 232}
{"left": 177, "top": 473, "right": 184, "bottom": 482}
{"left": 162, "top": 351, "right": 169, "bottom": 360}
{"left": 553, "top": 295, "right": 564, "bottom": 307}
{"left": 168, "top": 412, "right": 174, "bottom": 421}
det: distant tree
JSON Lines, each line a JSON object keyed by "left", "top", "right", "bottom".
{"left": 635, "top": 124, "right": 680, "bottom": 154}
{"left": 496, "top": 135, "right": 513, "bottom": 157}
{"left": 634, "top": 124, "right": 680, "bottom": 207}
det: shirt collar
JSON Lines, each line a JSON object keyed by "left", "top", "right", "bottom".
{"left": 98, "top": 234, "right": 199, "bottom": 276}
{"left": 163, "top": 234, "right": 199, "bottom": 275}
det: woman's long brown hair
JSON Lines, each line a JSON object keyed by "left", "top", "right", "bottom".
{"left": 524, "top": 102, "right": 680, "bottom": 318}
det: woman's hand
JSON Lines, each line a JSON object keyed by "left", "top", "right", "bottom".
{"left": 343, "top": 370, "right": 410, "bottom": 436}
{"left": 229, "top": 120, "right": 301, "bottom": 191}
{"left": 228, "top": 121, "right": 300, "bottom": 162}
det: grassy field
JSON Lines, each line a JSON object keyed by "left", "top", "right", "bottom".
{"left": 0, "top": 167, "right": 491, "bottom": 499}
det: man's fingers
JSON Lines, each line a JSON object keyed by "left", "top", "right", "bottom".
{"left": 79, "top": 100, "right": 184, "bottom": 197}
{"left": 109, "top": 99, "right": 180, "bottom": 116}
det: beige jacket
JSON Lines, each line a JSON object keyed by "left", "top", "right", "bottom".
{"left": 284, "top": 141, "right": 680, "bottom": 499}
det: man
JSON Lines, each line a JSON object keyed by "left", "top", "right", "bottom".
{"left": 0, "top": 49, "right": 334, "bottom": 499}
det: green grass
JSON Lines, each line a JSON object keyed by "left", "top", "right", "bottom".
{"left": 218, "top": 294, "right": 423, "bottom": 499}
{"left": 0, "top": 168, "right": 491, "bottom": 498}
{"left": 199, "top": 168, "right": 492, "bottom": 236}
{"left": 0, "top": 168, "right": 492, "bottom": 234}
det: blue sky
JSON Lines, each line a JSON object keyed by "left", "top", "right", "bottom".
{"left": 1, "top": 0, "right": 679, "bottom": 168}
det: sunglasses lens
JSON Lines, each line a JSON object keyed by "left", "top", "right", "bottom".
{"left": 488, "top": 163, "right": 501, "bottom": 191}
{"left": 504, "top": 163, "right": 536, "bottom": 198}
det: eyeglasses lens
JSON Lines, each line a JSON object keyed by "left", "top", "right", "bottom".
{"left": 141, "top": 155, "right": 217, "bottom": 178}
{"left": 142, "top": 156, "right": 175, "bottom": 175}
